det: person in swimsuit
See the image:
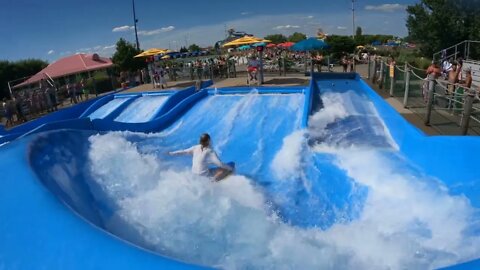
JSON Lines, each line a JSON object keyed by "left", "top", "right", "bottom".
{"left": 169, "top": 133, "right": 233, "bottom": 181}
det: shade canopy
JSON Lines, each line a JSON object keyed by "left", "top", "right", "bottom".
{"left": 278, "top": 42, "right": 295, "bottom": 48}
{"left": 252, "top": 42, "right": 266, "bottom": 47}
{"left": 222, "top": 36, "right": 271, "bottom": 47}
{"left": 238, "top": 45, "right": 251, "bottom": 51}
{"left": 266, "top": 43, "right": 277, "bottom": 48}
{"left": 291, "top": 38, "right": 328, "bottom": 51}
{"left": 134, "top": 48, "right": 169, "bottom": 58}
{"left": 13, "top": 53, "right": 113, "bottom": 89}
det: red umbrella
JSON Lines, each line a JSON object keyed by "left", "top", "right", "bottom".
{"left": 279, "top": 42, "right": 295, "bottom": 48}
{"left": 266, "top": 43, "right": 277, "bottom": 48}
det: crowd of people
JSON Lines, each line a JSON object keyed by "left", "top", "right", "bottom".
{"left": 1, "top": 77, "right": 96, "bottom": 128}
{"left": 424, "top": 58, "right": 475, "bottom": 100}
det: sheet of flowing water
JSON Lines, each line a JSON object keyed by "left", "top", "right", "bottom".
{"left": 114, "top": 95, "right": 169, "bottom": 123}
{"left": 88, "top": 97, "right": 130, "bottom": 119}
{"left": 79, "top": 89, "right": 480, "bottom": 269}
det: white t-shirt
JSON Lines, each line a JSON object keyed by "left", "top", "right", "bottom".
{"left": 170, "top": 145, "right": 232, "bottom": 175}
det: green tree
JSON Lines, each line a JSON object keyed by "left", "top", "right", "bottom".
{"left": 179, "top": 46, "right": 189, "bottom": 53}
{"left": 325, "top": 35, "right": 356, "bottom": 58}
{"left": 355, "top": 27, "right": 362, "bottom": 37}
{"left": 264, "top": 34, "right": 287, "bottom": 44}
{"left": 188, "top": 44, "right": 201, "bottom": 52}
{"left": 0, "top": 59, "right": 48, "bottom": 99}
{"left": 288, "top": 32, "right": 307, "bottom": 43}
{"left": 406, "top": 0, "right": 480, "bottom": 57}
{"left": 112, "top": 38, "right": 145, "bottom": 72}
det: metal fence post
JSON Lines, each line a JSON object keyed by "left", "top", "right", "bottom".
{"left": 389, "top": 63, "right": 395, "bottom": 97}
{"left": 372, "top": 60, "right": 377, "bottom": 83}
{"left": 403, "top": 64, "right": 410, "bottom": 108}
{"left": 259, "top": 50, "right": 264, "bottom": 84}
{"left": 425, "top": 75, "right": 436, "bottom": 126}
{"left": 327, "top": 55, "right": 331, "bottom": 72}
{"left": 460, "top": 90, "right": 475, "bottom": 135}
{"left": 279, "top": 57, "right": 283, "bottom": 76}
{"left": 367, "top": 56, "right": 371, "bottom": 80}
{"left": 379, "top": 61, "right": 384, "bottom": 89}
{"left": 209, "top": 65, "right": 213, "bottom": 81}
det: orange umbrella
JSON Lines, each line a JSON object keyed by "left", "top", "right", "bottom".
{"left": 266, "top": 43, "right": 277, "bottom": 48}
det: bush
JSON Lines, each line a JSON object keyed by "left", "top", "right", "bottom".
{"left": 413, "top": 57, "right": 431, "bottom": 69}
{"left": 84, "top": 75, "right": 115, "bottom": 94}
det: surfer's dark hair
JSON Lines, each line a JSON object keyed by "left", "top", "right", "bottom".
{"left": 200, "top": 133, "right": 211, "bottom": 149}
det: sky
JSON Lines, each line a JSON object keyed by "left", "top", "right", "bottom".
{"left": 0, "top": 0, "right": 418, "bottom": 62}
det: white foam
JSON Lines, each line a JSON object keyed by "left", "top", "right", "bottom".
{"left": 309, "top": 90, "right": 398, "bottom": 149}
{"left": 87, "top": 132, "right": 480, "bottom": 269}
{"left": 308, "top": 92, "right": 349, "bottom": 137}
{"left": 271, "top": 130, "right": 306, "bottom": 179}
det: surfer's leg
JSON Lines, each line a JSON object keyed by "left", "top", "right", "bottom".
{"left": 213, "top": 168, "right": 229, "bottom": 181}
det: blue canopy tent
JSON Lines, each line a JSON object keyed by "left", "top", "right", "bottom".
{"left": 291, "top": 38, "right": 328, "bottom": 51}
{"left": 252, "top": 42, "right": 266, "bottom": 47}
{"left": 238, "top": 45, "right": 251, "bottom": 51}
{"left": 290, "top": 38, "right": 329, "bottom": 73}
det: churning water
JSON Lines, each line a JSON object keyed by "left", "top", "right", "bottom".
{"left": 83, "top": 90, "right": 480, "bottom": 269}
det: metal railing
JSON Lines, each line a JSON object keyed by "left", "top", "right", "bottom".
{"left": 368, "top": 58, "right": 480, "bottom": 135}
{"left": 432, "top": 40, "right": 480, "bottom": 62}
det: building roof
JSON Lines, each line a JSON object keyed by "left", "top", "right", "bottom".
{"left": 14, "top": 53, "right": 113, "bottom": 88}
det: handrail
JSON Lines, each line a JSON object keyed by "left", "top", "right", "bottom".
{"left": 433, "top": 40, "right": 480, "bottom": 61}
{"left": 368, "top": 57, "right": 480, "bottom": 134}
{"left": 396, "top": 65, "right": 406, "bottom": 73}
{"left": 435, "top": 79, "right": 478, "bottom": 93}
{"left": 410, "top": 69, "right": 427, "bottom": 81}
{"left": 407, "top": 63, "right": 426, "bottom": 72}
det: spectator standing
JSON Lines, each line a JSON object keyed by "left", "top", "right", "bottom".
{"left": 447, "top": 64, "right": 459, "bottom": 95}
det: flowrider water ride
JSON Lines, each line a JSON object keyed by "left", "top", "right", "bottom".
{"left": 0, "top": 74, "right": 479, "bottom": 269}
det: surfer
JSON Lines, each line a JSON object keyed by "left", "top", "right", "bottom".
{"left": 168, "top": 133, "right": 234, "bottom": 181}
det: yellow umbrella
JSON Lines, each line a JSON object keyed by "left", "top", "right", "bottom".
{"left": 161, "top": 55, "right": 171, "bottom": 59}
{"left": 222, "top": 36, "right": 271, "bottom": 47}
{"left": 134, "top": 48, "right": 168, "bottom": 58}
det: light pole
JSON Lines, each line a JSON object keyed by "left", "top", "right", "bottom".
{"left": 132, "top": 0, "right": 140, "bottom": 50}
{"left": 352, "top": 0, "right": 355, "bottom": 39}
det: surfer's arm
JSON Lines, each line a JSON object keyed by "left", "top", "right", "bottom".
{"left": 169, "top": 146, "right": 195, "bottom": 156}
{"left": 209, "top": 151, "right": 233, "bottom": 171}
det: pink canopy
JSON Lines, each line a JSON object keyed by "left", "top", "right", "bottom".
{"left": 14, "top": 53, "right": 113, "bottom": 88}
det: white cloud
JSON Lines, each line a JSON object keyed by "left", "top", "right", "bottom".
{"left": 112, "top": 25, "right": 134, "bottom": 32}
{"left": 306, "top": 15, "right": 314, "bottom": 19}
{"left": 138, "top": 26, "right": 175, "bottom": 36}
{"left": 365, "top": 3, "right": 406, "bottom": 12}
{"left": 240, "top": 11, "right": 251, "bottom": 15}
{"left": 47, "top": 50, "right": 54, "bottom": 55}
{"left": 273, "top": 25, "right": 300, "bottom": 30}
{"left": 139, "top": 12, "right": 408, "bottom": 51}
{"left": 93, "top": 45, "right": 102, "bottom": 50}
{"left": 337, "top": 26, "right": 347, "bottom": 30}
{"left": 103, "top": 45, "right": 115, "bottom": 50}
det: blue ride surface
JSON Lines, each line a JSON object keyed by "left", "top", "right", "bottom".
{"left": 0, "top": 75, "right": 479, "bottom": 269}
